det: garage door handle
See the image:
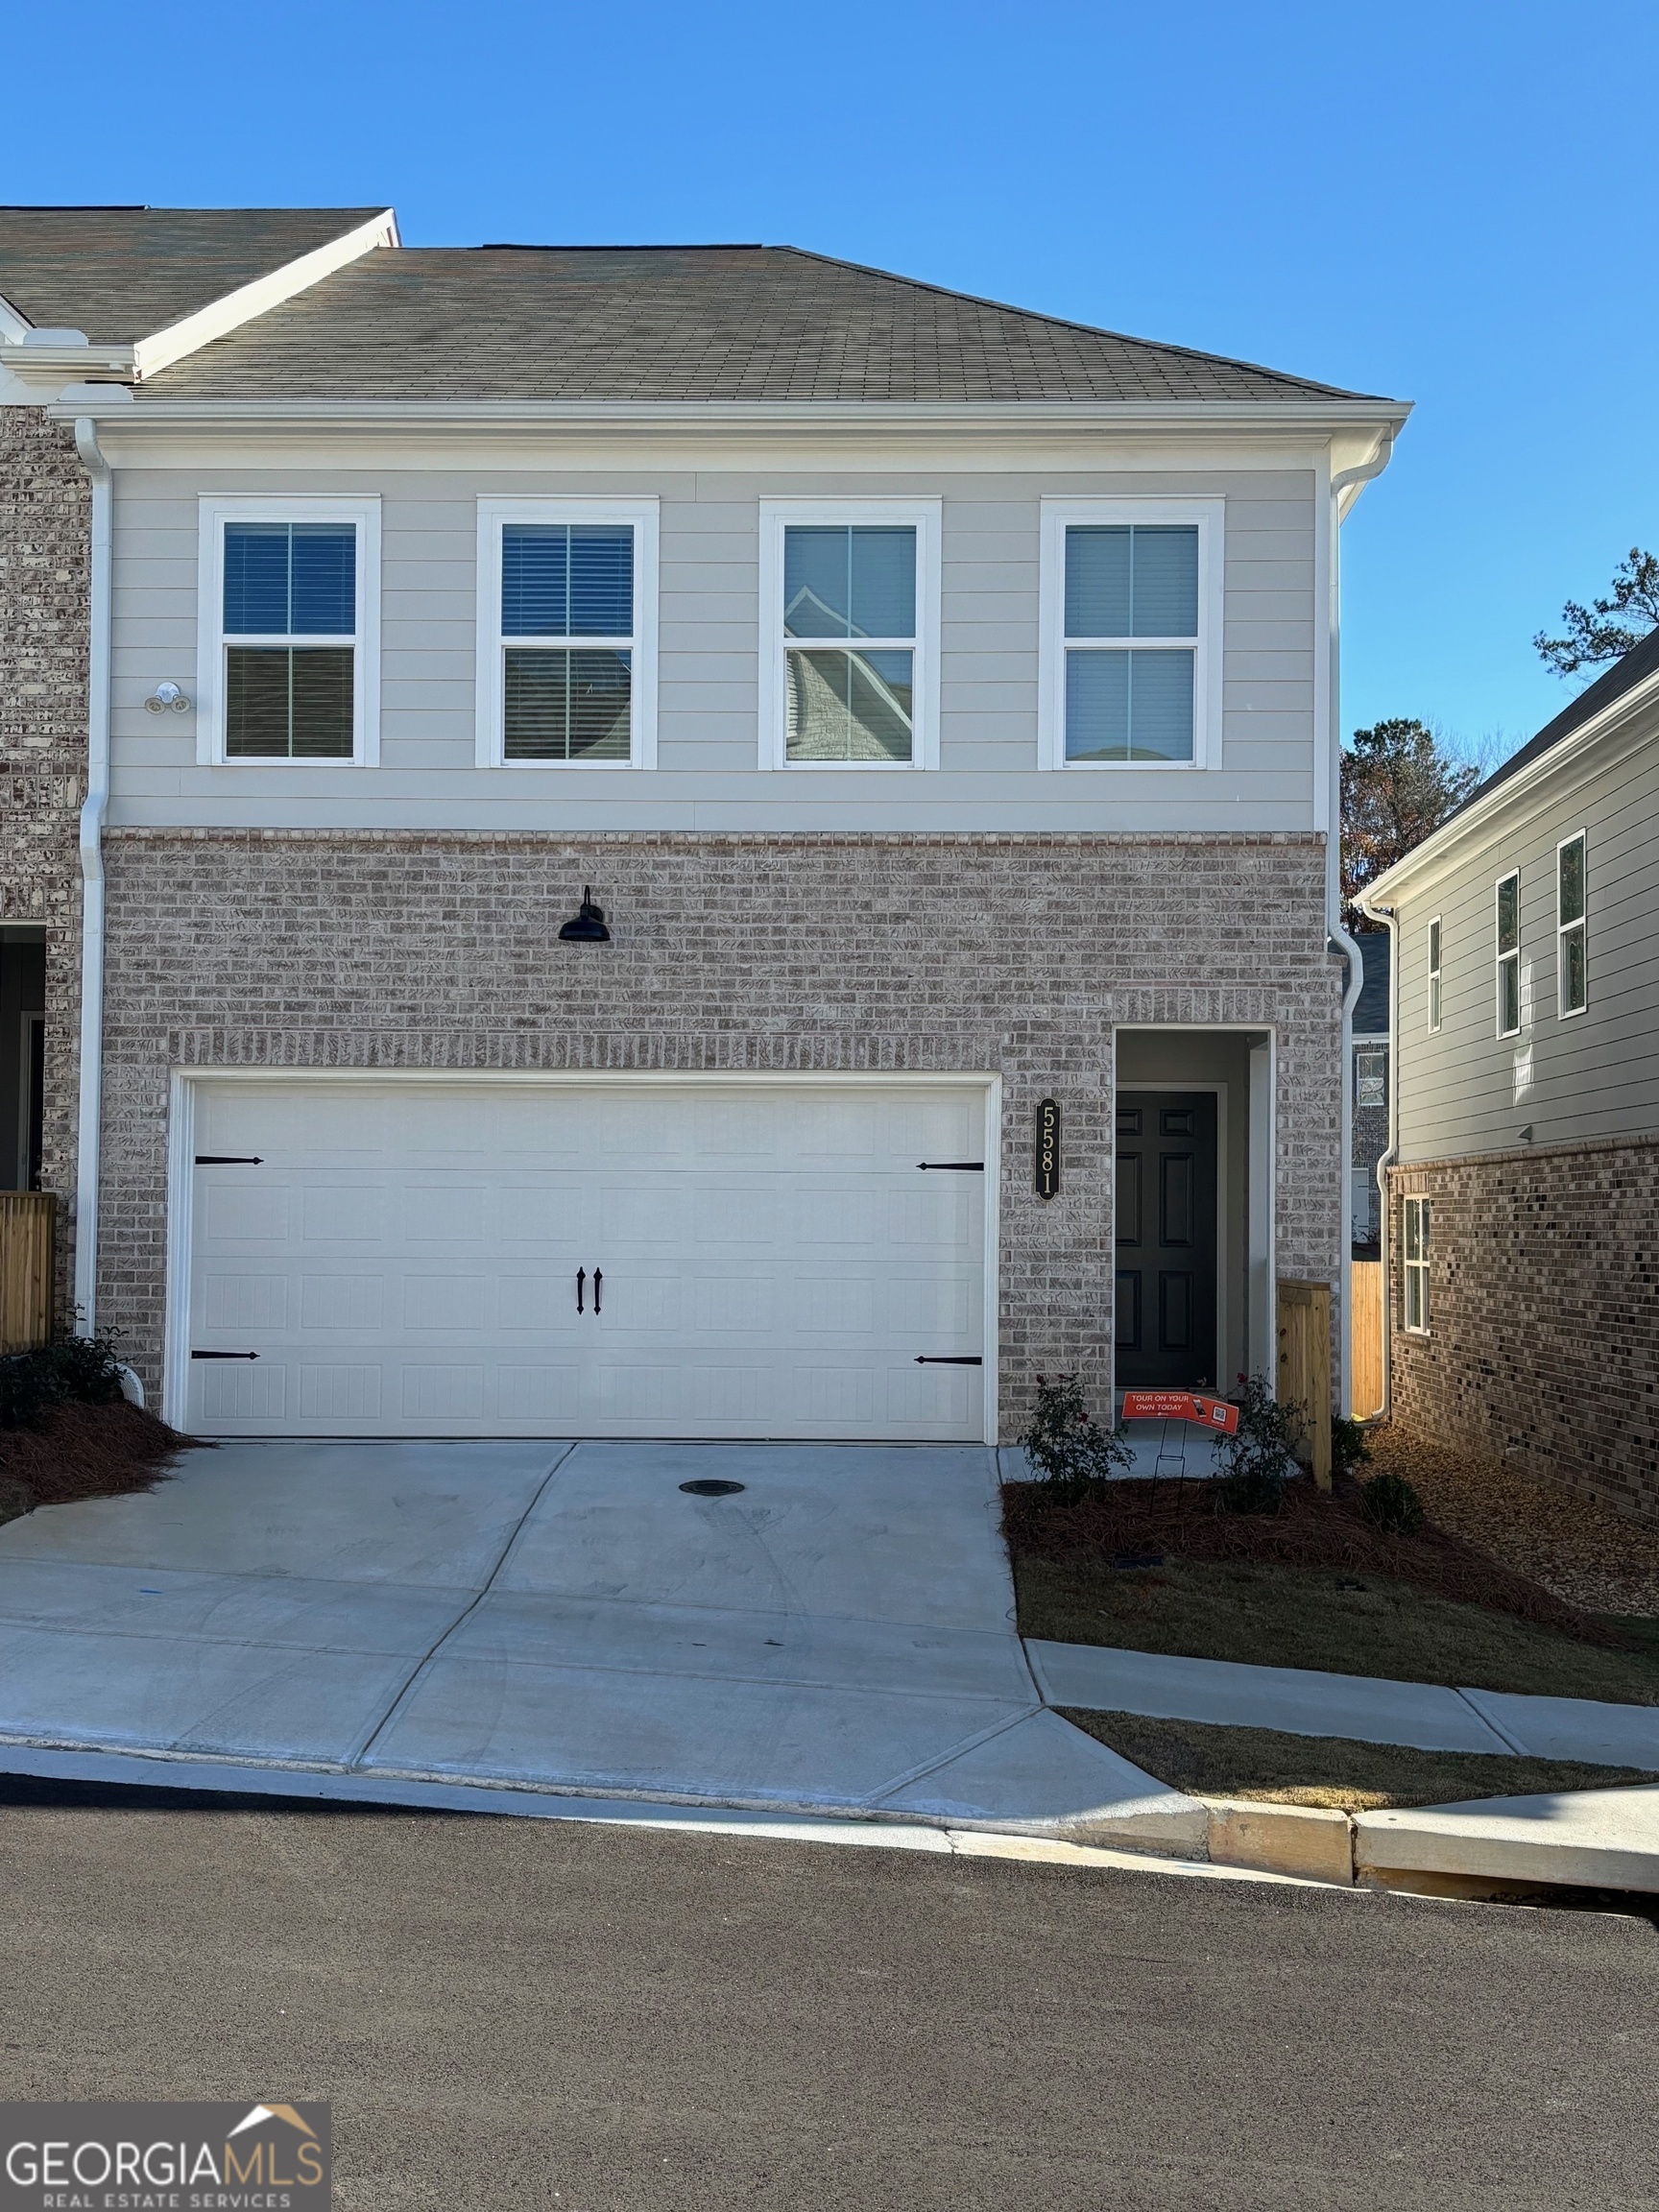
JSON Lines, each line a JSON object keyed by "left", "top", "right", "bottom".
{"left": 914, "top": 1355, "right": 983, "bottom": 1365}
{"left": 576, "top": 1268, "right": 586, "bottom": 1314}
{"left": 593, "top": 1268, "right": 602, "bottom": 1314}
{"left": 192, "top": 1350, "right": 259, "bottom": 1360}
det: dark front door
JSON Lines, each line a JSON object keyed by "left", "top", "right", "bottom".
{"left": 1115, "top": 1092, "right": 1218, "bottom": 1390}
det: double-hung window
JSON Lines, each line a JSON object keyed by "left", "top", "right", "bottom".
{"left": 476, "top": 500, "right": 658, "bottom": 768}
{"left": 1040, "top": 499, "right": 1223, "bottom": 768}
{"left": 1495, "top": 870, "right": 1521, "bottom": 1037}
{"left": 1427, "top": 917, "right": 1443, "bottom": 1033}
{"left": 1402, "top": 1195, "right": 1431, "bottom": 1334}
{"left": 1557, "top": 832, "right": 1588, "bottom": 1017}
{"left": 199, "top": 498, "right": 379, "bottom": 764}
{"left": 1355, "top": 1046, "right": 1387, "bottom": 1110}
{"left": 759, "top": 500, "right": 940, "bottom": 769}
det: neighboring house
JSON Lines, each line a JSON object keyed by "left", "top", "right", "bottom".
{"left": 1361, "top": 628, "right": 1659, "bottom": 1519}
{"left": 1, "top": 204, "right": 1407, "bottom": 1444}
{"left": 1350, "top": 929, "right": 1390, "bottom": 1251}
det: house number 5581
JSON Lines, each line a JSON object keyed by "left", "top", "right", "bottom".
{"left": 1034, "top": 1097, "right": 1060, "bottom": 1199}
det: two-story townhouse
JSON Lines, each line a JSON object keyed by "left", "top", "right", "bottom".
{"left": 1361, "top": 628, "right": 1659, "bottom": 1520}
{"left": 0, "top": 204, "right": 397, "bottom": 1310}
{"left": 16, "top": 210, "right": 1407, "bottom": 1446}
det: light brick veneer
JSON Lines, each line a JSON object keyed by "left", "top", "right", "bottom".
{"left": 0, "top": 409, "right": 88, "bottom": 1314}
{"left": 99, "top": 829, "right": 1342, "bottom": 1430}
{"left": 1390, "top": 1140, "right": 1659, "bottom": 1522}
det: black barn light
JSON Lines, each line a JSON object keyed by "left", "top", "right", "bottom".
{"left": 558, "top": 886, "right": 611, "bottom": 944}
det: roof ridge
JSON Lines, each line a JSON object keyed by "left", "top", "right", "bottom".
{"left": 766, "top": 244, "right": 1380, "bottom": 401}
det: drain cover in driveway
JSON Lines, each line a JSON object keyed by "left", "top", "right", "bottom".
{"left": 679, "top": 1479, "right": 746, "bottom": 1497}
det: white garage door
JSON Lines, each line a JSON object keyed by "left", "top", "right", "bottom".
{"left": 180, "top": 1078, "right": 990, "bottom": 1441}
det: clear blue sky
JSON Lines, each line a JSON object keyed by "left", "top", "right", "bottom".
{"left": 7, "top": 0, "right": 1652, "bottom": 766}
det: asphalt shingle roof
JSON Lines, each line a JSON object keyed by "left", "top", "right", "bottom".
{"left": 0, "top": 207, "right": 387, "bottom": 343}
{"left": 141, "top": 244, "right": 1387, "bottom": 404}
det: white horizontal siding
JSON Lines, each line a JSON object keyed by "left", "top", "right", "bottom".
{"left": 108, "top": 461, "right": 1320, "bottom": 832}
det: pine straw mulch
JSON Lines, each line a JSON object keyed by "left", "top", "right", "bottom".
{"left": 0, "top": 1401, "right": 190, "bottom": 1524}
{"left": 1365, "top": 1427, "right": 1659, "bottom": 1621}
{"left": 1000, "top": 1464, "right": 1633, "bottom": 1651}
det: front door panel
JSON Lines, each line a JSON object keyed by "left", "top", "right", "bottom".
{"left": 1114, "top": 1091, "right": 1218, "bottom": 1390}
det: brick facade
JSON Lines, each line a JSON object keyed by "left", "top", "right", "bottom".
{"left": 97, "top": 829, "right": 1341, "bottom": 1430}
{"left": 0, "top": 408, "right": 88, "bottom": 1311}
{"left": 1390, "top": 1139, "right": 1659, "bottom": 1522}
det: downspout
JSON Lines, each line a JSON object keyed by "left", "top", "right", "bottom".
{"left": 72, "top": 417, "right": 110, "bottom": 1342}
{"left": 1357, "top": 891, "right": 1399, "bottom": 1422}
{"left": 1325, "top": 430, "right": 1395, "bottom": 1419}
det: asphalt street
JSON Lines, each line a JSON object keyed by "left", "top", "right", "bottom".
{"left": 1, "top": 1777, "right": 1654, "bottom": 2211}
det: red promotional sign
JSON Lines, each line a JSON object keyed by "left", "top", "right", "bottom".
{"left": 1120, "top": 1389, "right": 1240, "bottom": 1435}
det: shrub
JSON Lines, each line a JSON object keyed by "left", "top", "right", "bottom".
{"left": 0, "top": 1334, "right": 127, "bottom": 1431}
{"left": 1331, "top": 1415, "right": 1373, "bottom": 1481}
{"left": 1020, "top": 1374, "right": 1133, "bottom": 1503}
{"left": 1359, "top": 1471, "right": 1427, "bottom": 1536}
{"left": 1213, "top": 1372, "right": 1301, "bottom": 1515}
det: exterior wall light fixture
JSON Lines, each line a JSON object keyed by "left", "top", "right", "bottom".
{"left": 558, "top": 887, "right": 611, "bottom": 944}
{"left": 144, "top": 682, "right": 191, "bottom": 714}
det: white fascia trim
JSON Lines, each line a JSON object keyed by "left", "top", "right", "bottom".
{"left": 1037, "top": 496, "right": 1224, "bottom": 773}
{"left": 757, "top": 497, "right": 942, "bottom": 773}
{"left": 132, "top": 210, "right": 397, "bottom": 383}
{"left": 196, "top": 495, "right": 381, "bottom": 766}
{"left": 53, "top": 396, "right": 1416, "bottom": 435}
{"left": 473, "top": 496, "right": 660, "bottom": 770}
{"left": 1364, "top": 669, "right": 1659, "bottom": 904}
{"left": 0, "top": 291, "right": 31, "bottom": 343}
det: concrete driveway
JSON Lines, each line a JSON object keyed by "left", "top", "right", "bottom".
{"left": 0, "top": 1439, "right": 1198, "bottom": 1846}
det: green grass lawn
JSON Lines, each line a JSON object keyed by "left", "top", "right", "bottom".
{"left": 1062, "top": 1707, "right": 1659, "bottom": 1813}
{"left": 1015, "top": 1554, "right": 1659, "bottom": 1705}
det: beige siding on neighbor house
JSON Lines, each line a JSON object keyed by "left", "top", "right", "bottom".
{"left": 1391, "top": 722, "right": 1659, "bottom": 1161}
{"left": 106, "top": 462, "right": 1319, "bottom": 833}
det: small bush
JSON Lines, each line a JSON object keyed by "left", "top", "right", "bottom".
{"left": 1331, "top": 1415, "right": 1373, "bottom": 1481}
{"left": 0, "top": 1334, "right": 127, "bottom": 1431}
{"left": 1213, "top": 1373, "right": 1301, "bottom": 1515}
{"left": 1021, "top": 1374, "right": 1133, "bottom": 1503}
{"left": 1359, "top": 1471, "right": 1427, "bottom": 1537}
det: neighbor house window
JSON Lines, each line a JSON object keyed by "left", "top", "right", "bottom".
{"left": 1355, "top": 1046, "right": 1387, "bottom": 1110}
{"left": 1495, "top": 870, "right": 1521, "bottom": 1037}
{"left": 759, "top": 501, "right": 939, "bottom": 769}
{"left": 1403, "top": 1195, "right": 1431, "bottom": 1333}
{"left": 1039, "top": 499, "right": 1223, "bottom": 769}
{"left": 1427, "top": 917, "right": 1442, "bottom": 1033}
{"left": 1558, "top": 832, "right": 1587, "bottom": 1017}
{"left": 198, "top": 498, "right": 379, "bottom": 764}
{"left": 475, "top": 500, "right": 658, "bottom": 768}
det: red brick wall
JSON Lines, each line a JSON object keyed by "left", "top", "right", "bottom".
{"left": 1390, "top": 1139, "right": 1659, "bottom": 1521}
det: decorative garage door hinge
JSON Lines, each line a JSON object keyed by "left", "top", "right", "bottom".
{"left": 191, "top": 1350, "right": 259, "bottom": 1360}
{"left": 915, "top": 1161, "right": 983, "bottom": 1170}
{"left": 195, "top": 1155, "right": 263, "bottom": 1165}
{"left": 914, "top": 1356, "right": 983, "bottom": 1365}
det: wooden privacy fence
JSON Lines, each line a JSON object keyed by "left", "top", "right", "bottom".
{"left": 0, "top": 1193, "right": 58, "bottom": 1354}
{"left": 1349, "top": 1260, "right": 1384, "bottom": 1422}
{"left": 1276, "top": 1277, "right": 1333, "bottom": 1490}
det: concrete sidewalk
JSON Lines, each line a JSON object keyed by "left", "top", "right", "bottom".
{"left": 1025, "top": 1637, "right": 1659, "bottom": 1766}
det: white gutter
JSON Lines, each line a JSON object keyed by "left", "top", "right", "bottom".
{"left": 1325, "top": 428, "right": 1396, "bottom": 1418}
{"left": 1355, "top": 891, "right": 1400, "bottom": 1422}
{"left": 72, "top": 418, "right": 111, "bottom": 1336}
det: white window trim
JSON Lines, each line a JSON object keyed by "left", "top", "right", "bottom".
{"left": 475, "top": 497, "right": 659, "bottom": 770}
{"left": 1495, "top": 869, "right": 1521, "bottom": 1039}
{"left": 1427, "top": 915, "right": 1443, "bottom": 1034}
{"left": 1402, "top": 1194, "right": 1431, "bottom": 1334}
{"left": 1038, "top": 496, "right": 1224, "bottom": 772}
{"left": 757, "top": 498, "right": 941, "bottom": 772}
{"left": 196, "top": 496, "right": 380, "bottom": 767}
{"left": 1556, "top": 830, "right": 1588, "bottom": 1021}
{"left": 1354, "top": 1043, "right": 1387, "bottom": 1110}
